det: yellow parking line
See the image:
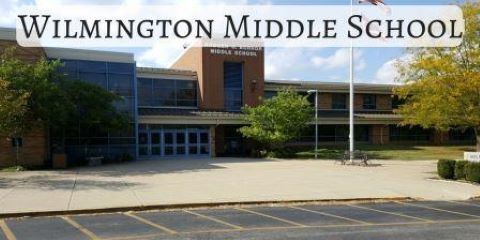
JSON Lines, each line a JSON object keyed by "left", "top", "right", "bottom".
{"left": 0, "top": 220, "right": 16, "bottom": 240}
{"left": 102, "top": 218, "right": 480, "bottom": 240}
{"left": 395, "top": 201, "right": 480, "bottom": 219}
{"left": 183, "top": 210, "right": 243, "bottom": 230}
{"left": 347, "top": 204, "right": 433, "bottom": 223}
{"left": 289, "top": 206, "right": 371, "bottom": 225}
{"left": 62, "top": 216, "right": 100, "bottom": 240}
{"left": 124, "top": 212, "right": 177, "bottom": 234}
{"left": 235, "top": 207, "right": 307, "bottom": 227}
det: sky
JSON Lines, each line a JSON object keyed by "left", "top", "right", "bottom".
{"left": 0, "top": 0, "right": 467, "bottom": 84}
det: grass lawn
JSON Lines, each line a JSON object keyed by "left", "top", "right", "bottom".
{"left": 294, "top": 144, "right": 476, "bottom": 160}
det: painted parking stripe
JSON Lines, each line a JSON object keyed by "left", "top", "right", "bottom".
{"left": 289, "top": 206, "right": 371, "bottom": 225}
{"left": 0, "top": 220, "right": 16, "bottom": 240}
{"left": 183, "top": 210, "right": 243, "bottom": 230}
{"left": 235, "top": 207, "right": 307, "bottom": 227}
{"left": 396, "top": 201, "right": 480, "bottom": 219}
{"left": 124, "top": 213, "right": 177, "bottom": 234}
{"left": 347, "top": 204, "right": 433, "bottom": 223}
{"left": 62, "top": 216, "right": 99, "bottom": 240}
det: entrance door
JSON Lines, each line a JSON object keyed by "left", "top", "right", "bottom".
{"left": 163, "top": 131, "right": 175, "bottom": 156}
{"left": 188, "top": 130, "right": 198, "bottom": 155}
{"left": 176, "top": 130, "right": 186, "bottom": 155}
{"left": 150, "top": 131, "right": 161, "bottom": 156}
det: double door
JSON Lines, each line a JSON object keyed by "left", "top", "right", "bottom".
{"left": 139, "top": 129, "right": 210, "bottom": 157}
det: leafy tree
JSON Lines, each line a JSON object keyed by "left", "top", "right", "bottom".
{"left": 0, "top": 78, "right": 30, "bottom": 165}
{"left": 239, "top": 89, "right": 313, "bottom": 151}
{"left": 0, "top": 47, "right": 129, "bottom": 164}
{"left": 393, "top": 2, "right": 480, "bottom": 150}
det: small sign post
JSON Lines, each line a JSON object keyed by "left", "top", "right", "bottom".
{"left": 464, "top": 152, "right": 480, "bottom": 162}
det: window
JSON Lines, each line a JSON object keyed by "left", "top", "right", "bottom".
{"left": 153, "top": 79, "right": 176, "bottom": 106}
{"left": 79, "top": 72, "right": 107, "bottom": 89}
{"left": 107, "top": 62, "right": 134, "bottom": 74}
{"left": 138, "top": 78, "right": 197, "bottom": 107}
{"left": 392, "top": 95, "right": 405, "bottom": 109}
{"left": 389, "top": 125, "right": 431, "bottom": 141}
{"left": 264, "top": 91, "right": 277, "bottom": 99}
{"left": 331, "top": 94, "right": 347, "bottom": 109}
{"left": 138, "top": 78, "right": 153, "bottom": 106}
{"left": 109, "top": 74, "right": 133, "bottom": 96}
{"left": 224, "top": 62, "right": 243, "bottom": 111}
{"left": 363, "top": 94, "right": 377, "bottom": 110}
{"left": 177, "top": 81, "right": 197, "bottom": 107}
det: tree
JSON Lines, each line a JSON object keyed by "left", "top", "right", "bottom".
{"left": 0, "top": 78, "right": 30, "bottom": 165}
{"left": 0, "top": 47, "right": 129, "bottom": 164}
{"left": 239, "top": 89, "right": 313, "bottom": 150}
{"left": 393, "top": 2, "right": 480, "bottom": 151}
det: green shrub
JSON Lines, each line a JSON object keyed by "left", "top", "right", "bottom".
{"left": 437, "top": 159, "right": 456, "bottom": 179}
{"left": 268, "top": 147, "right": 297, "bottom": 158}
{"left": 454, "top": 160, "right": 468, "bottom": 180}
{"left": 465, "top": 162, "right": 480, "bottom": 183}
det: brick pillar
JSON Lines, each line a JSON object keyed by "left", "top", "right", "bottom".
{"left": 432, "top": 131, "right": 449, "bottom": 145}
{"left": 370, "top": 125, "right": 390, "bottom": 145}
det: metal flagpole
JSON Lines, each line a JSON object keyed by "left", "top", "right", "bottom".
{"left": 349, "top": 0, "right": 355, "bottom": 162}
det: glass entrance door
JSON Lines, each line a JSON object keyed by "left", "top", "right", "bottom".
{"left": 150, "top": 131, "right": 161, "bottom": 156}
{"left": 138, "top": 127, "right": 210, "bottom": 158}
{"left": 163, "top": 131, "right": 174, "bottom": 156}
{"left": 176, "top": 131, "right": 186, "bottom": 155}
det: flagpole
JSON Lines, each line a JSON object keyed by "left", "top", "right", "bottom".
{"left": 349, "top": 0, "right": 355, "bottom": 163}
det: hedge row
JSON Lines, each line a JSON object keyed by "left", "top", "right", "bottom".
{"left": 437, "top": 159, "right": 480, "bottom": 183}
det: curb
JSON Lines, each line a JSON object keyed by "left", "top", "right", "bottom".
{"left": 0, "top": 197, "right": 414, "bottom": 219}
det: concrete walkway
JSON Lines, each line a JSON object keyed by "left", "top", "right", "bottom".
{"left": 1, "top": 158, "right": 479, "bottom": 214}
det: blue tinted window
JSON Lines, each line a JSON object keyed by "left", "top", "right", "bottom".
{"left": 78, "top": 60, "right": 106, "bottom": 73}
{"left": 108, "top": 62, "right": 134, "bottom": 74}
{"left": 224, "top": 62, "right": 243, "bottom": 111}
{"left": 138, "top": 78, "right": 153, "bottom": 106}
{"left": 332, "top": 94, "right": 347, "bottom": 109}
{"left": 109, "top": 74, "right": 133, "bottom": 96}
{"left": 79, "top": 72, "right": 107, "bottom": 89}
{"left": 138, "top": 78, "right": 197, "bottom": 107}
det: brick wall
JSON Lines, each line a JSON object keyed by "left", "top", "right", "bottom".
{"left": 0, "top": 40, "right": 47, "bottom": 167}
{"left": 0, "top": 128, "right": 46, "bottom": 167}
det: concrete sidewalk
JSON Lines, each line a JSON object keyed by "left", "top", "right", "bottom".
{"left": 1, "top": 158, "right": 479, "bottom": 214}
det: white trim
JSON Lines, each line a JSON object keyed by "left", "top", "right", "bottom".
{"left": 44, "top": 47, "right": 134, "bottom": 63}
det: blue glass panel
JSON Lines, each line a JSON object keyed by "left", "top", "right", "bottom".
{"left": 79, "top": 72, "right": 107, "bottom": 89}
{"left": 138, "top": 78, "right": 153, "bottom": 106}
{"left": 224, "top": 62, "right": 243, "bottom": 111}
{"left": 58, "top": 60, "right": 77, "bottom": 73}
{"left": 78, "top": 60, "right": 106, "bottom": 73}
{"left": 153, "top": 79, "right": 175, "bottom": 89}
{"left": 109, "top": 74, "right": 133, "bottom": 96}
{"left": 107, "top": 62, "right": 134, "bottom": 74}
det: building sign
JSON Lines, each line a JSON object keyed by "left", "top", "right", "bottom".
{"left": 464, "top": 152, "right": 480, "bottom": 162}
{"left": 210, "top": 48, "right": 260, "bottom": 57}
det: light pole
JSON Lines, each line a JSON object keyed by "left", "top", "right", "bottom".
{"left": 307, "top": 89, "right": 318, "bottom": 159}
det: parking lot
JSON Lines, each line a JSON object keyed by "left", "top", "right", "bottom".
{"left": 2, "top": 200, "right": 480, "bottom": 240}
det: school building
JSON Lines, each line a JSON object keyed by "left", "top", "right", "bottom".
{"left": 0, "top": 27, "right": 475, "bottom": 167}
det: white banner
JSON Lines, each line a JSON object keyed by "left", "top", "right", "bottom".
{"left": 15, "top": 5, "right": 464, "bottom": 48}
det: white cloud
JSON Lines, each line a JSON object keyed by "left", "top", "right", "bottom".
{"left": 266, "top": 47, "right": 368, "bottom": 81}
{"left": 311, "top": 48, "right": 366, "bottom": 71}
{"left": 0, "top": 0, "right": 21, "bottom": 27}
{"left": 374, "top": 54, "right": 411, "bottom": 84}
{"left": 136, "top": 42, "right": 185, "bottom": 67}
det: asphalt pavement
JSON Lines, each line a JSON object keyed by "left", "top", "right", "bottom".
{"left": 2, "top": 200, "right": 480, "bottom": 240}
